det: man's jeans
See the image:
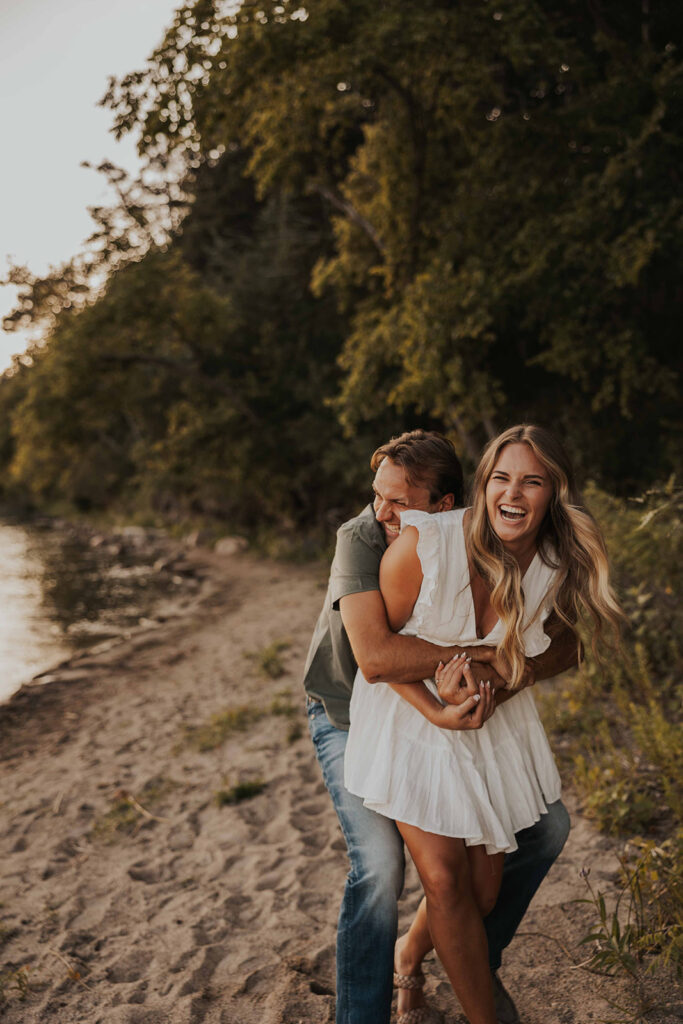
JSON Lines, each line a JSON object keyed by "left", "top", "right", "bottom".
{"left": 307, "top": 699, "right": 570, "bottom": 1024}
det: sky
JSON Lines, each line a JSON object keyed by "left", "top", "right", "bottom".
{"left": 0, "top": 0, "right": 182, "bottom": 371}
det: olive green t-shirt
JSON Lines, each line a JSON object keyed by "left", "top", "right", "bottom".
{"left": 303, "top": 504, "right": 387, "bottom": 729}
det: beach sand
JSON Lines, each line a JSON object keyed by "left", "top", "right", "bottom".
{"left": 1, "top": 543, "right": 680, "bottom": 1023}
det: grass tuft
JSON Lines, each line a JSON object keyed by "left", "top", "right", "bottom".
{"left": 183, "top": 705, "right": 265, "bottom": 752}
{"left": 287, "top": 722, "right": 303, "bottom": 744}
{"left": 91, "top": 778, "right": 175, "bottom": 841}
{"left": 270, "top": 688, "right": 297, "bottom": 717}
{"left": 215, "top": 779, "right": 267, "bottom": 806}
{"left": 247, "top": 638, "right": 291, "bottom": 679}
{"left": 0, "top": 966, "right": 31, "bottom": 1005}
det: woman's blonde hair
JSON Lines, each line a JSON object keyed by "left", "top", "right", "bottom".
{"left": 466, "top": 424, "right": 623, "bottom": 688}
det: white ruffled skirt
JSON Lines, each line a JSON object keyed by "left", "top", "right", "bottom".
{"left": 344, "top": 674, "right": 561, "bottom": 855}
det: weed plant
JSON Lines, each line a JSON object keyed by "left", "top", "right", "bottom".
{"left": 181, "top": 686, "right": 301, "bottom": 753}
{"left": 538, "top": 482, "right": 682, "bottom": 993}
{"left": 287, "top": 722, "right": 303, "bottom": 744}
{"left": 0, "top": 965, "right": 30, "bottom": 1005}
{"left": 182, "top": 705, "right": 265, "bottom": 751}
{"left": 91, "top": 778, "right": 175, "bottom": 840}
{"left": 270, "top": 688, "right": 297, "bottom": 717}
{"left": 215, "top": 779, "right": 266, "bottom": 805}
{"left": 247, "top": 638, "right": 291, "bottom": 679}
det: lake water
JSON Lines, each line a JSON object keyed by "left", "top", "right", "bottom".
{"left": 0, "top": 519, "right": 181, "bottom": 703}
{"left": 0, "top": 522, "right": 72, "bottom": 701}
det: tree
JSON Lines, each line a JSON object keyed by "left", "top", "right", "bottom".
{"left": 102, "top": 0, "right": 682, "bottom": 487}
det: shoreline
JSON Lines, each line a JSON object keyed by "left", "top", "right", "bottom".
{"left": 0, "top": 515, "right": 232, "bottom": 708}
{"left": 1, "top": 544, "right": 679, "bottom": 1023}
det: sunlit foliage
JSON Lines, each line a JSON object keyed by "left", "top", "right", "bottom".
{"left": 1, "top": 0, "right": 680, "bottom": 523}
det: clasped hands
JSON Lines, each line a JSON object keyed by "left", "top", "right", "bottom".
{"left": 430, "top": 647, "right": 535, "bottom": 731}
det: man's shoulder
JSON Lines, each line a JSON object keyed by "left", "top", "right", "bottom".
{"left": 336, "top": 504, "right": 384, "bottom": 545}
{"left": 331, "top": 504, "right": 385, "bottom": 578}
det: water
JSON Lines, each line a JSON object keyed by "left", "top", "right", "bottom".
{"left": 0, "top": 523, "right": 71, "bottom": 701}
{"left": 0, "top": 519, "right": 186, "bottom": 702}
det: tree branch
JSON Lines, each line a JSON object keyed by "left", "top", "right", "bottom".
{"left": 309, "top": 184, "right": 385, "bottom": 256}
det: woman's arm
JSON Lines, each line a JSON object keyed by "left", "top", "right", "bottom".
{"left": 379, "top": 525, "right": 423, "bottom": 630}
{"left": 380, "top": 527, "right": 494, "bottom": 730}
{"left": 388, "top": 661, "right": 495, "bottom": 731}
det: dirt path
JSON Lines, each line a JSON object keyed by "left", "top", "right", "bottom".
{"left": 0, "top": 547, "right": 679, "bottom": 1023}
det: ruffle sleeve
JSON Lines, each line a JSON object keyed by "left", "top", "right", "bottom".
{"left": 399, "top": 509, "right": 460, "bottom": 638}
{"left": 520, "top": 555, "right": 560, "bottom": 657}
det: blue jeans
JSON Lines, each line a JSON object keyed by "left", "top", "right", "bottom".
{"left": 307, "top": 699, "right": 570, "bottom": 1024}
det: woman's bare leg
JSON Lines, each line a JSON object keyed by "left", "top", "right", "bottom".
{"left": 395, "top": 821, "right": 498, "bottom": 1024}
{"left": 467, "top": 844, "right": 505, "bottom": 917}
{"left": 394, "top": 842, "right": 504, "bottom": 1017}
{"left": 394, "top": 898, "right": 432, "bottom": 1017}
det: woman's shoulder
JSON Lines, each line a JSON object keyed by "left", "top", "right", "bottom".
{"left": 400, "top": 506, "right": 467, "bottom": 535}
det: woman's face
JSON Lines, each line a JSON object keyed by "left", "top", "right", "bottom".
{"left": 485, "top": 443, "right": 553, "bottom": 550}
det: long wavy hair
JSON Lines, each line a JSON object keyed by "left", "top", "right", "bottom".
{"left": 466, "top": 424, "right": 623, "bottom": 688}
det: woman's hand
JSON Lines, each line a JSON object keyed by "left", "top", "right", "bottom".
{"left": 429, "top": 679, "right": 495, "bottom": 731}
{"left": 435, "top": 653, "right": 478, "bottom": 705}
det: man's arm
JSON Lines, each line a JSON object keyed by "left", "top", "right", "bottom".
{"left": 529, "top": 612, "right": 581, "bottom": 681}
{"left": 339, "top": 590, "right": 504, "bottom": 686}
{"left": 490, "top": 620, "right": 579, "bottom": 706}
{"left": 471, "top": 612, "right": 580, "bottom": 701}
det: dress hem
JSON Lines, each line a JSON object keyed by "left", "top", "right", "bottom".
{"left": 349, "top": 787, "right": 562, "bottom": 856}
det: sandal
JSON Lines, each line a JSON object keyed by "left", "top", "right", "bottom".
{"left": 394, "top": 970, "right": 432, "bottom": 1024}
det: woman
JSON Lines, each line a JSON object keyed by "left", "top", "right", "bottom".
{"left": 344, "top": 425, "right": 622, "bottom": 1024}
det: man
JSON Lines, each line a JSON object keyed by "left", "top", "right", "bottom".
{"left": 303, "top": 430, "right": 576, "bottom": 1024}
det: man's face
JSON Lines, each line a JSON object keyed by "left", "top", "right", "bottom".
{"left": 372, "top": 458, "right": 448, "bottom": 545}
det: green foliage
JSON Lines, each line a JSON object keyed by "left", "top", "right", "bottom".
{"left": 215, "top": 779, "right": 266, "bottom": 806}
{"left": 576, "top": 837, "right": 683, "bottom": 1018}
{"left": 574, "top": 750, "right": 659, "bottom": 837}
{"left": 539, "top": 483, "right": 682, "bottom": 1001}
{"left": 1, "top": 0, "right": 680, "bottom": 526}
{"left": 626, "top": 832, "right": 683, "bottom": 973}
{"left": 107, "top": 0, "right": 677, "bottom": 488}
{"left": 540, "top": 483, "right": 682, "bottom": 836}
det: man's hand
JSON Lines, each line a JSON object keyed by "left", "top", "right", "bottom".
{"left": 436, "top": 652, "right": 507, "bottom": 703}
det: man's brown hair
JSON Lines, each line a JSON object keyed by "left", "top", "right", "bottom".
{"left": 370, "top": 429, "right": 464, "bottom": 505}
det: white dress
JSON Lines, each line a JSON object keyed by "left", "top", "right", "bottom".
{"left": 344, "top": 508, "right": 562, "bottom": 854}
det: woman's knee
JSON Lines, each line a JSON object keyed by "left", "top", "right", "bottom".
{"left": 420, "top": 862, "right": 472, "bottom": 911}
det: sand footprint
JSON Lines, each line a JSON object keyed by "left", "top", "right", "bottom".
{"left": 178, "top": 943, "right": 224, "bottom": 998}
{"left": 106, "top": 951, "right": 146, "bottom": 984}
{"left": 128, "top": 861, "right": 164, "bottom": 884}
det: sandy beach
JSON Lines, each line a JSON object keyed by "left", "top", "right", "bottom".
{"left": 1, "top": 542, "right": 680, "bottom": 1024}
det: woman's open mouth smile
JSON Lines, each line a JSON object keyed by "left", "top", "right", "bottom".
{"left": 498, "top": 504, "right": 527, "bottom": 522}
